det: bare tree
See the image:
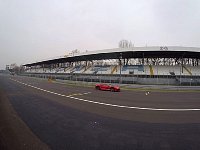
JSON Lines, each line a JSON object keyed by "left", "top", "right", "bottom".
{"left": 119, "top": 40, "right": 133, "bottom": 48}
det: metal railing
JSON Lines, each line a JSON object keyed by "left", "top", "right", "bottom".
{"left": 20, "top": 72, "right": 200, "bottom": 86}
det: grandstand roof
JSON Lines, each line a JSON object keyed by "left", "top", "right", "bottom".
{"left": 24, "top": 46, "right": 200, "bottom": 67}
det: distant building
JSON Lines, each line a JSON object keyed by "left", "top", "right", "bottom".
{"left": 6, "top": 65, "right": 10, "bottom": 70}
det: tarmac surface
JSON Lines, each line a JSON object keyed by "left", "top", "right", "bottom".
{"left": 1, "top": 74, "right": 200, "bottom": 150}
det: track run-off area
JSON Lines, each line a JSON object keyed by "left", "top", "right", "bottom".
{"left": 1, "top": 74, "right": 200, "bottom": 150}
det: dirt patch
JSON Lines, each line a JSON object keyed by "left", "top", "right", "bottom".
{"left": 0, "top": 88, "right": 50, "bottom": 150}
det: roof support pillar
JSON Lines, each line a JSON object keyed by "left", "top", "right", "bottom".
{"left": 142, "top": 53, "right": 144, "bottom": 65}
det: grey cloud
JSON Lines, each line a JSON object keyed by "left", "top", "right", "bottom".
{"left": 0, "top": 0, "right": 200, "bottom": 69}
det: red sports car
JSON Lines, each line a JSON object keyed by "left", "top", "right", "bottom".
{"left": 95, "top": 84, "right": 120, "bottom": 92}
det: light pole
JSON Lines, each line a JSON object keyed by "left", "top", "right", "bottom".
{"left": 119, "top": 53, "right": 122, "bottom": 84}
{"left": 190, "top": 78, "right": 192, "bottom": 86}
{"left": 180, "top": 65, "right": 182, "bottom": 86}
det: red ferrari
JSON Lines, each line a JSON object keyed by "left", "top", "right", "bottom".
{"left": 95, "top": 84, "right": 120, "bottom": 92}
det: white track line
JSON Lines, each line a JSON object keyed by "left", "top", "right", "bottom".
{"left": 10, "top": 78, "right": 200, "bottom": 111}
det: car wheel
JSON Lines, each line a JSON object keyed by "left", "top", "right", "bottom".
{"left": 95, "top": 86, "right": 100, "bottom": 90}
{"left": 110, "top": 88, "right": 115, "bottom": 92}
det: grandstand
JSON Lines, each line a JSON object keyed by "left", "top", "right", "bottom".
{"left": 22, "top": 46, "right": 200, "bottom": 85}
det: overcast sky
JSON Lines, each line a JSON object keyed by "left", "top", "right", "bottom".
{"left": 0, "top": 0, "right": 200, "bottom": 69}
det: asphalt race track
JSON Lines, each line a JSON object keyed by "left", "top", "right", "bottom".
{"left": 1, "top": 75, "right": 200, "bottom": 150}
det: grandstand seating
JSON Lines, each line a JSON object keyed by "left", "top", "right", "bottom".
{"left": 73, "top": 66, "right": 84, "bottom": 73}
{"left": 24, "top": 65, "right": 200, "bottom": 76}
{"left": 184, "top": 66, "right": 200, "bottom": 76}
{"left": 122, "top": 65, "right": 144, "bottom": 75}
{"left": 56, "top": 68, "right": 65, "bottom": 73}
{"left": 84, "top": 66, "right": 94, "bottom": 74}
{"left": 111, "top": 65, "right": 118, "bottom": 74}
{"left": 82, "top": 65, "right": 92, "bottom": 73}
{"left": 90, "top": 65, "right": 111, "bottom": 74}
